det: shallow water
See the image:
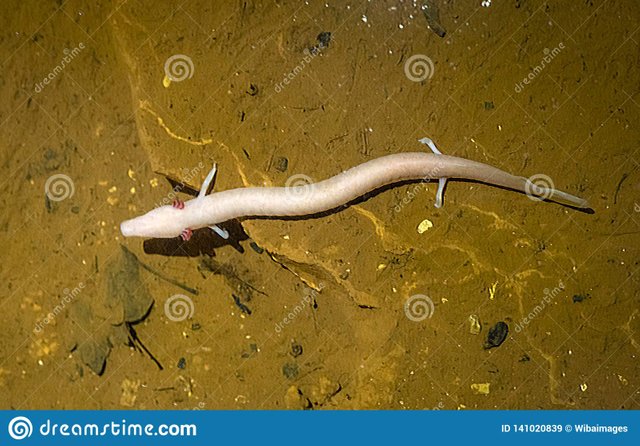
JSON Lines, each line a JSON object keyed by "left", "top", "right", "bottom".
{"left": 0, "top": 0, "right": 638, "bottom": 409}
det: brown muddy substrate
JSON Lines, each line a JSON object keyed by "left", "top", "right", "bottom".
{"left": 0, "top": 0, "right": 639, "bottom": 409}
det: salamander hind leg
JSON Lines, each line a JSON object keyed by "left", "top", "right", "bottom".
{"left": 199, "top": 163, "right": 218, "bottom": 198}
{"left": 418, "top": 137, "right": 448, "bottom": 208}
{"left": 209, "top": 225, "right": 229, "bottom": 240}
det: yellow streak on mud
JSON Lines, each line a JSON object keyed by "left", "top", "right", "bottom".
{"left": 138, "top": 100, "right": 213, "bottom": 146}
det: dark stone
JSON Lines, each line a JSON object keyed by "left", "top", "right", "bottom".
{"left": 282, "top": 362, "right": 299, "bottom": 379}
{"left": 290, "top": 341, "right": 303, "bottom": 358}
{"left": 484, "top": 321, "right": 509, "bottom": 349}
{"left": 274, "top": 156, "right": 288, "bottom": 172}
{"left": 249, "top": 241, "right": 264, "bottom": 254}
{"left": 177, "top": 357, "right": 186, "bottom": 369}
{"left": 572, "top": 293, "right": 591, "bottom": 303}
{"left": 105, "top": 246, "right": 154, "bottom": 324}
{"left": 246, "top": 83, "right": 259, "bottom": 96}
{"left": 45, "top": 195, "right": 53, "bottom": 213}
{"left": 232, "top": 294, "right": 252, "bottom": 315}
{"left": 309, "top": 31, "right": 332, "bottom": 55}
{"left": 317, "top": 31, "right": 331, "bottom": 48}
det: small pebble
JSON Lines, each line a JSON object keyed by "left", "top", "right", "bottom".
{"left": 290, "top": 341, "right": 303, "bottom": 358}
{"left": 572, "top": 293, "right": 590, "bottom": 303}
{"left": 317, "top": 31, "right": 331, "bottom": 48}
{"left": 417, "top": 219, "right": 434, "bottom": 234}
{"left": 246, "top": 83, "right": 259, "bottom": 96}
{"left": 282, "top": 363, "right": 299, "bottom": 379}
{"left": 249, "top": 241, "right": 264, "bottom": 254}
{"left": 177, "top": 357, "right": 186, "bottom": 369}
{"left": 469, "top": 314, "right": 481, "bottom": 335}
{"left": 471, "top": 383, "right": 490, "bottom": 395}
{"left": 274, "top": 157, "right": 288, "bottom": 172}
{"left": 484, "top": 321, "right": 509, "bottom": 349}
{"left": 191, "top": 322, "right": 201, "bottom": 331}
{"left": 232, "top": 294, "right": 252, "bottom": 315}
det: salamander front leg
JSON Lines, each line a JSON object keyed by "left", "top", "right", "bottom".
{"left": 172, "top": 199, "right": 185, "bottom": 209}
{"left": 418, "top": 137, "right": 448, "bottom": 208}
{"left": 180, "top": 228, "right": 193, "bottom": 241}
{"left": 171, "top": 200, "right": 194, "bottom": 240}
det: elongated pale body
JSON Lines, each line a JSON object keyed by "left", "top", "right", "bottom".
{"left": 121, "top": 140, "right": 588, "bottom": 239}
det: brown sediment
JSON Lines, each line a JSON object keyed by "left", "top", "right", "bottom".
{"left": 0, "top": 1, "right": 637, "bottom": 410}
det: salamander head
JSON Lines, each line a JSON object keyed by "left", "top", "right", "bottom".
{"left": 120, "top": 205, "right": 189, "bottom": 238}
